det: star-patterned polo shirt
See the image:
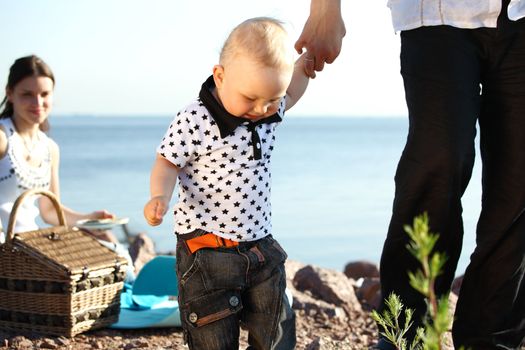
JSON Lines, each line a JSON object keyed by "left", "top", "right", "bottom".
{"left": 157, "top": 75, "right": 285, "bottom": 242}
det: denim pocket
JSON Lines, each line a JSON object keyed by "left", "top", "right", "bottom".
{"left": 182, "top": 288, "right": 243, "bottom": 328}
{"left": 260, "top": 237, "right": 288, "bottom": 266}
{"left": 270, "top": 238, "right": 288, "bottom": 261}
{"left": 196, "top": 248, "right": 246, "bottom": 290}
{"left": 176, "top": 240, "right": 200, "bottom": 286}
{"left": 247, "top": 237, "right": 288, "bottom": 285}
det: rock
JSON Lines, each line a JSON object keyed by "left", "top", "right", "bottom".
{"left": 91, "top": 340, "right": 104, "bottom": 349}
{"left": 55, "top": 337, "right": 70, "bottom": 347}
{"left": 355, "top": 277, "right": 382, "bottom": 310}
{"left": 448, "top": 292, "right": 458, "bottom": 322}
{"left": 10, "top": 336, "right": 33, "bottom": 349}
{"left": 305, "top": 337, "right": 321, "bottom": 350}
{"left": 292, "top": 288, "right": 348, "bottom": 323}
{"left": 344, "top": 261, "right": 380, "bottom": 280}
{"left": 124, "top": 337, "right": 150, "bottom": 349}
{"left": 38, "top": 338, "right": 58, "bottom": 349}
{"left": 293, "top": 264, "right": 362, "bottom": 313}
{"left": 451, "top": 274, "right": 464, "bottom": 296}
{"left": 129, "top": 233, "right": 157, "bottom": 275}
{"left": 285, "top": 259, "right": 307, "bottom": 282}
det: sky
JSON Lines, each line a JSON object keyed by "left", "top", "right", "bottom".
{"left": 0, "top": 1, "right": 406, "bottom": 118}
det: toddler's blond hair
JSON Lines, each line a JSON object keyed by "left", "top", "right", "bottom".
{"left": 220, "top": 17, "right": 293, "bottom": 70}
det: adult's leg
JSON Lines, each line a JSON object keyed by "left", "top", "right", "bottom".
{"left": 378, "top": 25, "right": 482, "bottom": 345}
{"left": 453, "top": 23, "right": 525, "bottom": 349}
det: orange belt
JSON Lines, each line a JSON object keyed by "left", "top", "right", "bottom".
{"left": 185, "top": 233, "right": 239, "bottom": 254}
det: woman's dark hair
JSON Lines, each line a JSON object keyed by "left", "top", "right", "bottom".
{"left": 0, "top": 55, "right": 55, "bottom": 119}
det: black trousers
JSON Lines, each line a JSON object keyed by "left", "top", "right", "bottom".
{"left": 379, "top": 14, "right": 525, "bottom": 350}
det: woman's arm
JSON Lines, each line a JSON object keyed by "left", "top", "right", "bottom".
{"left": 39, "top": 140, "right": 113, "bottom": 226}
{"left": 0, "top": 126, "right": 7, "bottom": 159}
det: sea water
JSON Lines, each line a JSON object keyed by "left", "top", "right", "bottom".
{"left": 50, "top": 116, "right": 481, "bottom": 274}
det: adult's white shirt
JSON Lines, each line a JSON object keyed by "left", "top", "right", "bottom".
{"left": 388, "top": 0, "right": 525, "bottom": 31}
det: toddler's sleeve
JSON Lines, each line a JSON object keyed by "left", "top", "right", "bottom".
{"left": 157, "top": 111, "right": 200, "bottom": 168}
{"left": 278, "top": 97, "right": 286, "bottom": 119}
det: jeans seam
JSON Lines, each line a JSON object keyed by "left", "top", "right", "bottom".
{"left": 269, "top": 264, "right": 286, "bottom": 349}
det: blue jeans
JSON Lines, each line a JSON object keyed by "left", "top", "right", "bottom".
{"left": 175, "top": 234, "right": 295, "bottom": 350}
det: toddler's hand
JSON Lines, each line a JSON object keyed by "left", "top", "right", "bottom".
{"left": 299, "top": 53, "right": 316, "bottom": 79}
{"left": 144, "top": 196, "right": 169, "bottom": 226}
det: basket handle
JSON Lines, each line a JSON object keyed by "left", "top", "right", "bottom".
{"left": 6, "top": 189, "right": 66, "bottom": 242}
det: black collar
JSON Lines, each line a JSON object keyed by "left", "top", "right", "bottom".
{"left": 198, "top": 75, "right": 282, "bottom": 138}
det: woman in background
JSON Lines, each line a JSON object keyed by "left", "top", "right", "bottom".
{"left": 0, "top": 55, "right": 134, "bottom": 283}
{"left": 0, "top": 55, "right": 115, "bottom": 236}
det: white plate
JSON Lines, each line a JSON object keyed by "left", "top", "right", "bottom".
{"left": 76, "top": 217, "right": 129, "bottom": 230}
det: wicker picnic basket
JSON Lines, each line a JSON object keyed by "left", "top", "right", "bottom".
{"left": 0, "top": 189, "right": 128, "bottom": 337}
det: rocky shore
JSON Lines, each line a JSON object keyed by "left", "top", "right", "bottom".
{"left": 0, "top": 234, "right": 466, "bottom": 350}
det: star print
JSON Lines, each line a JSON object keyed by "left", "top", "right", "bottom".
{"left": 158, "top": 92, "right": 283, "bottom": 241}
